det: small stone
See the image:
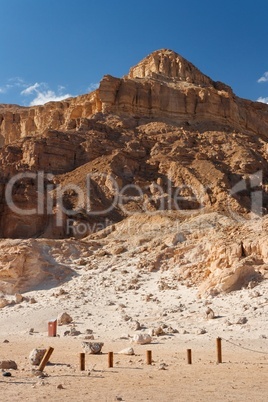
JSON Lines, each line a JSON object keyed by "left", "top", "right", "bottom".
{"left": 57, "top": 312, "right": 73, "bottom": 326}
{"left": 205, "top": 307, "right": 215, "bottom": 319}
{"left": 129, "top": 321, "right": 141, "bottom": 331}
{"left": 84, "top": 335, "right": 94, "bottom": 340}
{"left": 159, "top": 363, "right": 168, "bottom": 370}
{"left": 69, "top": 327, "right": 82, "bottom": 336}
{"left": 248, "top": 281, "right": 258, "bottom": 289}
{"left": 119, "top": 334, "right": 130, "bottom": 340}
{"left": 111, "top": 246, "right": 126, "bottom": 255}
{"left": 132, "top": 333, "right": 152, "bottom": 345}
{"left": 59, "top": 288, "right": 68, "bottom": 295}
{"left": 81, "top": 342, "right": 104, "bottom": 354}
{"left": 15, "top": 293, "right": 24, "bottom": 303}
{"left": 3, "top": 372, "right": 11, "bottom": 377}
{"left": 29, "top": 349, "right": 47, "bottom": 366}
{"left": 0, "top": 360, "right": 17, "bottom": 370}
{"left": 57, "top": 384, "right": 64, "bottom": 389}
{"left": 32, "top": 369, "right": 43, "bottom": 377}
{"left": 0, "top": 298, "right": 9, "bottom": 308}
{"left": 118, "top": 347, "right": 135, "bottom": 355}
{"left": 197, "top": 328, "right": 207, "bottom": 335}
{"left": 154, "top": 326, "right": 166, "bottom": 336}
{"left": 236, "top": 317, "right": 248, "bottom": 325}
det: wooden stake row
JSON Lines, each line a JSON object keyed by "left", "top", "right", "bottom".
{"left": 39, "top": 338, "right": 223, "bottom": 373}
{"left": 186, "top": 338, "right": 222, "bottom": 365}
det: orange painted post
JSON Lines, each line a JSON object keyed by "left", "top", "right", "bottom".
{"left": 187, "top": 349, "right": 192, "bottom": 364}
{"left": 108, "top": 352, "right": 113, "bottom": 368}
{"left": 216, "top": 337, "right": 222, "bottom": 364}
{"left": 38, "top": 347, "right": 54, "bottom": 372}
{"left": 146, "top": 350, "right": 152, "bottom": 365}
{"left": 80, "top": 353, "right": 85, "bottom": 371}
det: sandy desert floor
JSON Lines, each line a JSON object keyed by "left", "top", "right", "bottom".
{"left": 0, "top": 335, "right": 268, "bottom": 402}
{"left": 0, "top": 255, "right": 267, "bottom": 402}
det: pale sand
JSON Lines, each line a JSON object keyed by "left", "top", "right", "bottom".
{"left": 0, "top": 258, "right": 267, "bottom": 401}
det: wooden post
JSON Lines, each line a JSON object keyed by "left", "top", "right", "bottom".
{"left": 187, "top": 349, "right": 192, "bottom": 364}
{"left": 108, "top": 352, "right": 113, "bottom": 368}
{"left": 80, "top": 352, "right": 85, "bottom": 371}
{"left": 146, "top": 350, "right": 152, "bottom": 365}
{"left": 38, "top": 347, "right": 54, "bottom": 372}
{"left": 216, "top": 337, "right": 222, "bottom": 364}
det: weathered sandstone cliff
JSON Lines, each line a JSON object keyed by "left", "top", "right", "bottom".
{"left": 0, "top": 49, "right": 268, "bottom": 295}
{"left": 1, "top": 49, "right": 268, "bottom": 147}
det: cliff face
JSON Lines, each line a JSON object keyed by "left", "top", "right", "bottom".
{"left": 1, "top": 49, "right": 268, "bottom": 148}
{"left": 0, "top": 91, "right": 102, "bottom": 145}
{"left": 98, "top": 50, "right": 268, "bottom": 137}
{"left": 0, "top": 48, "right": 268, "bottom": 241}
{"left": 0, "top": 49, "right": 268, "bottom": 295}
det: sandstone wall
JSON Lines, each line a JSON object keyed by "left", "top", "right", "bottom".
{"left": 1, "top": 49, "right": 268, "bottom": 147}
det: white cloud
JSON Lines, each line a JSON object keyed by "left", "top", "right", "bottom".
{"left": 29, "top": 89, "right": 73, "bottom": 106}
{"left": 20, "top": 82, "right": 73, "bottom": 106}
{"left": 21, "top": 82, "right": 40, "bottom": 95}
{"left": 8, "top": 77, "right": 26, "bottom": 86}
{"left": 258, "top": 72, "right": 268, "bottom": 83}
{"left": 57, "top": 85, "right": 67, "bottom": 94}
{"left": 0, "top": 77, "right": 74, "bottom": 105}
{"left": 257, "top": 96, "right": 268, "bottom": 104}
{"left": 87, "top": 82, "right": 99, "bottom": 92}
{"left": 0, "top": 77, "right": 28, "bottom": 96}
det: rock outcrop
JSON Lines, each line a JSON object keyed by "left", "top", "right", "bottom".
{"left": 0, "top": 49, "right": 267, "bottom": 295}
{"left": 0, "top": 239, "right": 77, "bottom": 293}
{"left": 1, "top": 49, "right": 268, "bottom": 147}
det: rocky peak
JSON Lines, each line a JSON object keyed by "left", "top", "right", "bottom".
{"left": 128, "top": 49, "right": 212, "bottom": 86}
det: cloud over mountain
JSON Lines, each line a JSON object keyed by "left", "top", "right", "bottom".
{"left": 21, "top": 82, "right": 73, "bottom": 105}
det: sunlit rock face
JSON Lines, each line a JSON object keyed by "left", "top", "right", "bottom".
{"left": 0, "top": 49, "right": 268, "bottom": 295}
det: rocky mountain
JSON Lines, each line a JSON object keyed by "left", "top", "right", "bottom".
{"left": 0, "top": 49, "right": 268, "bottom": 295}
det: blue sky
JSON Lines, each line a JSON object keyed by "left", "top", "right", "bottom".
{"left": 1, "top": 0, "right": 268, "bottom": 106}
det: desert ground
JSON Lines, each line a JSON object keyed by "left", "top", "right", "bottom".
{"left": 0, "top": 253, "right": 267, "bottom": 402}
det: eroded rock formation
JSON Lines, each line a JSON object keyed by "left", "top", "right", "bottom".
{"left": 0, "top": 49, "right": 268, "bottom": 294}
{"left": 1, "top": 49, "right": 268, "bottom": 146}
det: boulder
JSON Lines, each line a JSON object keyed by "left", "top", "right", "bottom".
{"left": 81, "top": 342, "right": 104, "bottom": 354}
{"left": 118, "top": 347, "right": 135, "bottom": 355}
{"left": 132, "top": 333, "right": 152, "bottom": 345}
{"left": 29, "top": 349, "right": 47, "bottom": 366}
{"left": 57, "top": 312, "right": 73, "bottom": 326}
{"left": 0, "top": 360, "right": 17, "bottom": 370}
{"left": 154, "top": 326, "right": 166, "bottom": 336}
